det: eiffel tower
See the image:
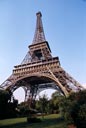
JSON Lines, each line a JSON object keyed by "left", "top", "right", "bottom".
{"left": 0, "top": 12, "right": 83, "bottom": 101}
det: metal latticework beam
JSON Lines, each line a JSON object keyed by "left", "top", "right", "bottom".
{"left": 21, "top": 52, "right": 31, "bottom": 65}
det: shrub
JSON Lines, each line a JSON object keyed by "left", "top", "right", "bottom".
{"left": 59, "top": 90, "right": 86, "bottom": 128}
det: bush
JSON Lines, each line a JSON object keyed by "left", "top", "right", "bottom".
{"left": 73, "top": 103, "right": 86, "bottom": 128}
{"left": 59, "top": 90, "right": 86, "bottom": 128}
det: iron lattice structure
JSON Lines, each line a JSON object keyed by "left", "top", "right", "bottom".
{"left": 0, "top": 12, "right": 83, "bottom": 101}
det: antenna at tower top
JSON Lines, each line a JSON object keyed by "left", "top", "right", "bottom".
{"left": 32, "top": 11, "right": 46, "bottom": 44}
{"left": 36, "top": 11, "right": 42, "bottom": 17}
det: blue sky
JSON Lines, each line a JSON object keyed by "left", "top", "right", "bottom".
{"left": 0, "top": 0, "right": 86, "bottom": 101}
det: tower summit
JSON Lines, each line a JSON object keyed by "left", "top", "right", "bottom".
{"left": 32, "top": 11, "right": 46, "bottom": 44}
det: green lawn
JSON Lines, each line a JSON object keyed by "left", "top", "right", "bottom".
{"left": 0, "top": 114, "right": 67, "bottom": 128}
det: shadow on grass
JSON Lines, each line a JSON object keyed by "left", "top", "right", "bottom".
{"left": 0, "top": 122, "right": 28, "bottom": 128}
{"left": 0, "top": 117, "right": 66, "bottom": 128}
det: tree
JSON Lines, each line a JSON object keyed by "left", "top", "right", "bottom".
{"left": 50, "top": 91, "right": 63, "bottom": 114}
{"left": 40, "top": 94, "right": 49, "bottom": 114}
{"left": 59, "top": 90, "right": 86, "bottom": 128}
{"left": 0, "top": 89, "right": 11, "bottom": 119}
{"left": 0, "top": 89, "right": 18, "bottom": 119}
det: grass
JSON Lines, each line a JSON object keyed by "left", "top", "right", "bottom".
{"left": 0, "top": 114, "right": 67, "bottom": 128}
